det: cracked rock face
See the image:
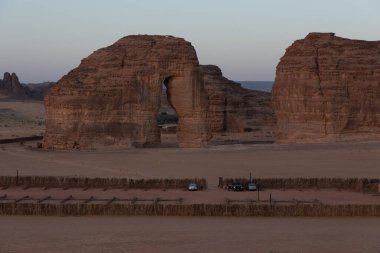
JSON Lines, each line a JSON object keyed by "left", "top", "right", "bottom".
{"left": 43, "top": 35, "right": 211, "bottom": 150}
{"left": 272, "top": 33, "right": 380, "bottom": 143}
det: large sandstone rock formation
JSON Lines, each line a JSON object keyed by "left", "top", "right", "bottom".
{"left": 272, "top": 33, "right": 380, "bottom": 143}
{"left": 44, "top": 35, "right": 211, "bottom": 149}
{"left": 201, "top": 65, "right": 275, "bottom": 132}
{"left": 0, "top": 72, "right": 29, "bottom": 97}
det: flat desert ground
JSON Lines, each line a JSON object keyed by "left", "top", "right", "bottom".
{"left": 1, "top": 98, "right": 380, "bottom": 252}
{"left": 1, "top": 216, "right": 380, "bottom": 253}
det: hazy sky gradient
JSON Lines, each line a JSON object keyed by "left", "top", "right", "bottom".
{"left": 1, "top": 0, "right": 380, "bottom": 83}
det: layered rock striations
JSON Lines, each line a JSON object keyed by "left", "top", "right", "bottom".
{"left": 272, "top": 33, "right": 380, "bottom": 143}
{"left": 43, "top": 35, "right": 211, "bottom": 149}
{"left": 201, "top": 65, "right": 275, "bottom": 132}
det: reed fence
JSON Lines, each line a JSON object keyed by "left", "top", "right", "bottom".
{"left": 0, "top": 176, "right": 207, "bottom": 190}
{"left": 1, "top": 203, "right": 380, "bottom": 217}
{"left": 220, "top": 177, "right": 379, "bottom": 192}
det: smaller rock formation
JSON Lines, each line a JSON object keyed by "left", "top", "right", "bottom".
{"left": 0, "top": 72, "right": 29, "bottom": 97}
{"left": 201, "top": 65, "right": 275, "bottom": 132}
{"left": 272, "top": 33, "right": 380, "bottom": 143}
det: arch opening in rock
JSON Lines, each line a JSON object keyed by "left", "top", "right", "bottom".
{"left": 158, "top": 77, "right": 179, "bottom": 147}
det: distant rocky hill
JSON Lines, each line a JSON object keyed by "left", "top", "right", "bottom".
{"left": 0, "top": 72, "right": 54, "bottom": 100}
{"left": 24, "top": 81, "right": 55, "bottom": 100}
{"left": 239, "top": 81, "right": 273, "bottom": 92}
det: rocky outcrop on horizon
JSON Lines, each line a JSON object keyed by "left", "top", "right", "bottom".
{"left": 44, "top": 35, "right": 212, "bottom": 150}
{"left": 0, "top": 72, "right": 54, "bottom": 100}
{"left": 272, "top": 32, "right": 380, "bottom": 143}
{"left": 0, "top": 72, "right": 29, "bottom": 97}
{"left": 201, "top": 65, "right": 275, "bottom": 132}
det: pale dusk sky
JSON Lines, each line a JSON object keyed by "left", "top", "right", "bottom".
{"left": 1, "top": 0, "right": 379, "bottom": 83}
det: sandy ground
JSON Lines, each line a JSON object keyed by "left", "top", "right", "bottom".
{"left": 2, "top": 98, "right": 380, "bottom": 252}
{"left": 1, "top": 216, "right": 380, "bottom": 253}
{"left": 2, "top": 141, "right": 380, "bottom": 188}
{"left": 0, "top": 95, "right": 45, "bottom": 138}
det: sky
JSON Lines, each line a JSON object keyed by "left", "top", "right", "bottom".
{"left": 1, "top": 0, "right": 380, "bottom": 83}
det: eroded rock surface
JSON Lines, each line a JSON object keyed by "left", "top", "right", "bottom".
{"left": 272, "top": 33, "right": 380, "bottom": 143}
{"left": 44, "top": 35, "right": 211, "bottom": 149}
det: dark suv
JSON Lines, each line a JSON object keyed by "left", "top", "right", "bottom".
{"left": 227, "top": 181, "right": 244, "bottom": 191}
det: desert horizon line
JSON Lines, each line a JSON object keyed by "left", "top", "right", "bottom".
{"left": 0, "top": 71, "right": 275, "bottom": 85}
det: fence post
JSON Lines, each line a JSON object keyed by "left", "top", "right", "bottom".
{"left": 218, "top": 177, "right": 223, "bottom": 188}
{"left": 257, "top": 185, "right": 260, "bottom": 201}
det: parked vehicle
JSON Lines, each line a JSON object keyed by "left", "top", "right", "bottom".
{"left": 188, "top": 183, "right": 198, "bottom": 191}
{"left": 247, "top": 182, "right": 257, "bottom": 191}
{"left": 227, "top": 181, "right": 244, "bottom": 191}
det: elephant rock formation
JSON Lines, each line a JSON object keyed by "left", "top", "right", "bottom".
{"left": 44, "top": 35, "right": 211, "bottom": 149}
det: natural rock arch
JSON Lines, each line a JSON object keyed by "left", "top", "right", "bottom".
{"left": 43, "top": 35, "right": 211, "bottom": 149}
